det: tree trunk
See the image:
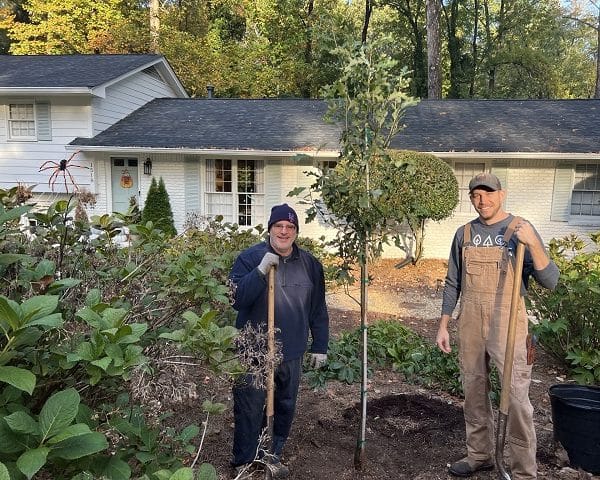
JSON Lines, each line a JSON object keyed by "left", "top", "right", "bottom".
{"left": 426, "top": 0, "right": 441, "bottom": 99}
{"left": 150, "top": 0, "right": 160, "bottom": 53}
{"left": 469, "top": 0, "right": 480, "bottom": 98}
{"left": 362, "top": 0, "right": 373, "bottom": 44}
{"left": 353, "top": 250, "right": 369, "bottom": 470}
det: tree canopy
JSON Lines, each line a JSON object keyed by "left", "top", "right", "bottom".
{"left": 1, "top": 0, "right": 597, "bottom": 98}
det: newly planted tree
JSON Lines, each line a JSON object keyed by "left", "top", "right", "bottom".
{"left": 296, "top": 37, "right": 418, "bottom": 469}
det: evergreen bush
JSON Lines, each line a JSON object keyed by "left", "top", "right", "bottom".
{"left": 141, "top": 177, "right": 177, "bottom": 237}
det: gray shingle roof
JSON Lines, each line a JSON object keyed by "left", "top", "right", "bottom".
{"left": 0, "top": 54, "right": 163, "bottom": 88}
{"left": 392, "top": 99, "right": 600, "bottom": 153}
{"left": 71, "top": 98, "right": 341, "bottom": 152}
{"left": 71, "top": 98, "right": 600, "bottom": 154}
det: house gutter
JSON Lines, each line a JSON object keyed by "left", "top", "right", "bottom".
{"left": 67, "top": 146, "right": 340, "bottom": 158}
{"left": 0, "top": 87, "right": 95, "bottom": 96}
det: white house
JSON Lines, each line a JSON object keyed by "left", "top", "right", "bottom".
{"left": 2, "top": 54, "right": 599, "bottom": 259}
{"left": 0, "top": 54, "right": 187, "bottom": 211}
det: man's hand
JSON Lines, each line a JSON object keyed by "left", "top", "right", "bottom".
{"left": 309, "top": 353, "right": 327, "bottom": 369}
{"left": 436, "top": 314, "right": 452, "bottom": 354}
{"left": 257, "top": 252, "right": 279, "bottom": 275}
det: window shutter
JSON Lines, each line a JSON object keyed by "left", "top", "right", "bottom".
{"left": 551, "top": 162, "right": 573, "bottom": 221}
{"left": 184, "top": 158, "right": 200, "bottom": 216}
{"left": 36, "top": 102, "right": 52, "bottom": 141}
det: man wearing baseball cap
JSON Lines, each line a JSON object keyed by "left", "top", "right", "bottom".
{"left": 229, "top": 203, "right": 329, "bottom": 478}
{"left": 436, "top": 173, "right": 559, "bottom": 478}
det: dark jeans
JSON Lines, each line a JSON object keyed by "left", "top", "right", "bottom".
{"left": 232, "top": 357, "right": 302, "bottom": 467}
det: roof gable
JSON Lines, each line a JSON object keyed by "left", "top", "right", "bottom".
{"left": 0, "top": 54, "right": 188, "bottom": 97}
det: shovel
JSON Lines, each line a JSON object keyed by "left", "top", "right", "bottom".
{"left": 265, "top": 266, "right": 276, "bottom": 480}
{"left": 495, "top": 241, "right": 526, "bottom": 480}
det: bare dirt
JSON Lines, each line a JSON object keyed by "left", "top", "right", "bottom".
{"left": 190, "top": 259, "right": 597, "bottom": 480}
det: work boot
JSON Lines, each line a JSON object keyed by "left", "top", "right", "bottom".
{"left": 266, "top": 460, "right": 289, "bottom": 479}
{"left": 448, "top": 457, "right": 494, "bottom": 477}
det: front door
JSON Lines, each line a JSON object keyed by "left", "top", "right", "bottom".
{"left": 111, "top": 158, "right": 139, "bottom": 213}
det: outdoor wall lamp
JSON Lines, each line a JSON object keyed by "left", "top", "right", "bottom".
{"left": 143, "top": 157, "right": 152, "bottom": 175}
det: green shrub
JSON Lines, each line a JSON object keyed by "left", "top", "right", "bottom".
{"left": 141, "top": 177, "right": 177, "bottom": 237}
{"left": 529, "top": 231, "right": 600, "bottom": 384}
{"left": 305, "top": 320, "right": 463, "bottom": 396}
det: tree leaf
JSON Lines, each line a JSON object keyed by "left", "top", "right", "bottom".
{"left": 39, "top": 388, "right": 80, "bottom": 441}
{"left": 16, "top": 447, "right": 50, "bottom": 479}
{"left": 0, "top": 366, "right": 36, "bottom": 394}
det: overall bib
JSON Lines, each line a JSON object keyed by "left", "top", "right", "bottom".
{"left": 458, "top": 218, "right": 536, "bottom": 479}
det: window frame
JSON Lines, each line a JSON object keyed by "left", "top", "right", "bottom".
{"left": 569, "top": 162, "right": 600, "bottom": 220}
{"left": 7, "top": 101, "right": 37, "bottom": 141}
{"left": 205, "top": 158, "right": 265, "bottom": 227}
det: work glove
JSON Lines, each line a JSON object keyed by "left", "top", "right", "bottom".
{"left": 257, "top": 252, "right": 279, "bottom": 276}
{"left": 309, "top": 353, "right": 328, "bottom": 369}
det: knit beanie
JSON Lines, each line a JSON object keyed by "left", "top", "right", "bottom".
{"left": 268, "top": 203, "right": 299, "bottom": 232}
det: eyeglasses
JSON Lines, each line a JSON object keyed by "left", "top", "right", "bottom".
{"left": 272, "top": 223, "right": 297, "bottom": 232}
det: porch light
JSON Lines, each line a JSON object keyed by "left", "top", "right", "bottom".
{"left": 143, "top": 157, "right": 152, "bottom": 175}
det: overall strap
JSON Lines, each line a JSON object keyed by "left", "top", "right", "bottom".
{"left": 463, "top": 222, "right": 473, "bottom": 246}
{"left": 502, "top": 216, "right": 523, "bottom": 244}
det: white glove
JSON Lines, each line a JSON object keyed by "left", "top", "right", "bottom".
{"left": 257, "top": 252, "right": 279, "bottom": 275}
{"left": 309, "top": 353, "right": 328, "bottom": 369}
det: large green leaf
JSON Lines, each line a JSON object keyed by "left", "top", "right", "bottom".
{"left": 39, "top": 388, "right": 79, "bottom": 441}
{"left": 27, "top": 312, "right": 63, "bottom": 329}
{"left": 0, "top": 366, "right": 36, "bottom": 394}
{"left": 0, "top": 296, "right": 21, "bottom": 331}
{"left": 0, "top": 419, "right": 24, "bottom": 453}
{"left": 46, "top": 423, "right": 92, "bottom": 444}
{"left": 46, "top": 278, "right": 81, "bottom": 294}
{"left": 0, "top": 253, "right": 31, "bottom": 266}
{"left": 102, "top": 456, "right": 131, "bottom": 480}
{"left": 16, "top": 447, "right": 49, "bottom": 479}
{"left": 168, "top": 468, "right": 194, "bottom": 480}
{"left": 197, "top": 463, "right": 218, "bottom": 480}
{"left": 21, "top": 296, "right": 59, "bottom": 323}
{"left": 0, "top": 462, "right": 10, "bottom": 480}
{"left": 49, "top": 431, "right": 107, "bottom": 459}
{"left": 4, "top": 411, "right": 39, "bottom": 435}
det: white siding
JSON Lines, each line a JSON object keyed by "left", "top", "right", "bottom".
{"left": 92, "top": 71, "right": 180, "bottom": 135}
{"left": 0, "top": 96, "right": 93, "bottom": 193}
{"left": 87, "top": 153, "right": 600, "bottom": 259}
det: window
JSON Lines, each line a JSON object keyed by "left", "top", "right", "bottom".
{"left": 8, "top": 103, "right": 36, "bottom": 139}
{"left": 205, "top": 159, "right": 264, "bottom": 226}
{"left": 7, "top": 101, "right": 51, "bottom": 141}
{"left": 453, "top": 162, "right": 486, "bottom": 213}
{"left": 571, "top": 163, "right": 600, "bottom": 217}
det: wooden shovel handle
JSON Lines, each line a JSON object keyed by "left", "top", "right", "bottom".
{"left": 266, "top": 267, "right": 275, "bottom": 418}
{"left": 499, "top": 241, "right": 526, "bottom": 415}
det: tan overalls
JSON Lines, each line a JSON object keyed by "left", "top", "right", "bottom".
{"left": 459, "top": 217, "right": 536, "bottom": 479}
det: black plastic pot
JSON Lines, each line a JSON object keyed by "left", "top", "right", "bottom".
{"left": 549, "top": 384, "right": 600, "bottom": 474}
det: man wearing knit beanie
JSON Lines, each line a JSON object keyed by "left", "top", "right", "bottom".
{"left": 228, "top": 203, "right": 329, "bottom": 479}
